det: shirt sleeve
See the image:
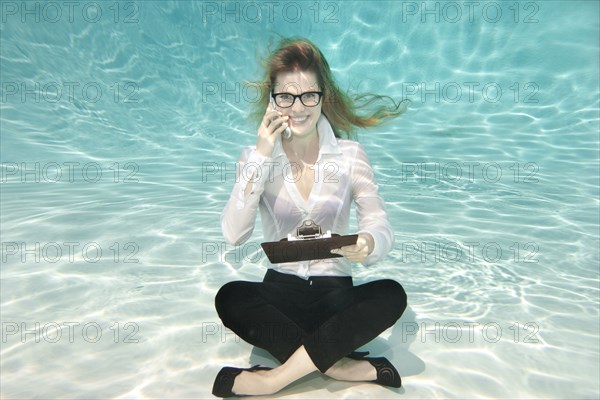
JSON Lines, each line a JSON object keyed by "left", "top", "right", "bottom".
{"left": 220, "top": 147, "right": 273, "bottom": 245}
{"left": 351, "top": 143, "right": 395, "bottom": 266}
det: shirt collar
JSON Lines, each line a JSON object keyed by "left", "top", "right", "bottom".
{"left": 271, "top": 114, "right": 342, "bottom": 160}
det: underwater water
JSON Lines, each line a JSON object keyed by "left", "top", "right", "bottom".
{"left": 1, "top": 1, "right": 599, "bottom": 398}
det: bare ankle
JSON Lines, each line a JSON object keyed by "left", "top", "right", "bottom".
{"left": 232, "top": 371, "right": 277, "bottom": 396}
{"left": 324, "top": 358, "right": 376, "bottom": 382}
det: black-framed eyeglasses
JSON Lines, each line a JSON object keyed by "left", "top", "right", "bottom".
{"left": 271, "top": 91, "right": 323, "bottom": 108}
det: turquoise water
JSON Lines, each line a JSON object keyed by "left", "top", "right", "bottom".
{"left": 1, "top": 1, "right": 599, "bottom": 398}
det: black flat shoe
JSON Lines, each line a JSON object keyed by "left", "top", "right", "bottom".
{"left": 347, "top": 351, "right": 402, "bottom": 388}
{"left": 212, "top": 364, "right": 273, "bottom": 398}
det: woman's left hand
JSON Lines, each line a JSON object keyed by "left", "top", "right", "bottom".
{"left": 330, "top": 233, "right": 374, "bottom": 263}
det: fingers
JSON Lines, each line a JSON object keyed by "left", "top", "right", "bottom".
{"left": 261, "top": 110, "right": 289, "bottom": 135}
{"left": 262, "top": 108, "right": 280, "bottom": 122}
{"left": 331, "top": 244, "right": 362, "bottom": 256}
{"left": 331, "top": 235, "right": 372, "bottom": 262}
{"left": 263, "top": 101, "right": 283, "bottom": 125}
{"left": 255, "top": 105, "right": 288, "bottom": 157}
{"left": 330, "top": 241, "right": 369, "bottom": 262}
{"left": 272, "top": 115, "right": 289, "bottom": 133}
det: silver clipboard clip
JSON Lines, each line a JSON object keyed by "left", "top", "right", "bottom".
{"left": 287, "top": 220, "right": 332, "bottom": 241}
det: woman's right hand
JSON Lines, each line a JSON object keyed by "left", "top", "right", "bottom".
{"left": 256, "top": 104, "right": 289, "bottom": 158}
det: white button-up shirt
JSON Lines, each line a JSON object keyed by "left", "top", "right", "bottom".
{"left": 221, "top": 114, "right": 394, "bottom": 278}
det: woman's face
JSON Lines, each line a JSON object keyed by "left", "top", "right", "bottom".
{"left": 273, "top": 70, "right": 322, "bottom": 140}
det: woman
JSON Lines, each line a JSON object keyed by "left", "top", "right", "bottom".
{"left": 213, "top": 37, "right": 407, "bottom": 397}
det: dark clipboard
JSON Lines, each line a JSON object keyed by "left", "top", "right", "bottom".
{"left": 261, "top": 234, "right": 358, "bottom": 264}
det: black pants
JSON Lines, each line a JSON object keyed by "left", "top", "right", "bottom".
{"left": 215, "top": 269, "right": 407, "bottom": 373}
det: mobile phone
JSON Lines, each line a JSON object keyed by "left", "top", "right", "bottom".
{"left": 270, "top": 97, "right": 292, "bottom": 140}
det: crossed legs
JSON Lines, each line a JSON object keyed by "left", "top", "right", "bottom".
{"left": 214, "top": 273, "right": 407, "bottom": 396}
{"left": 230, "top": 345, "right": 378, "bottom": 396}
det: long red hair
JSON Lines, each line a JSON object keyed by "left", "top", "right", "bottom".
{"left": 248, "top": 37, "right": 406, "bottom": 139}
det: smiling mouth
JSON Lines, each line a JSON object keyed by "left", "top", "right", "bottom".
{"left": 290, "top": 116, "right": 308, "bottom": 124}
